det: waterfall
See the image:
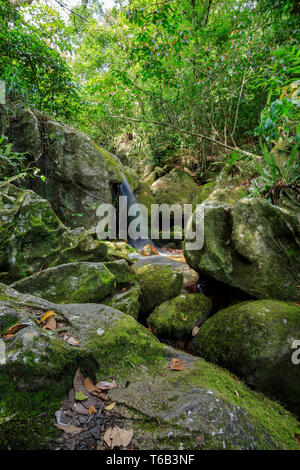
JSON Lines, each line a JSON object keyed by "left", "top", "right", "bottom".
{"left": 120, "top": 174, "right": 154, "bottom": 250}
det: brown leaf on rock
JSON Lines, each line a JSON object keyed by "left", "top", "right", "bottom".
{"left": 170, "top": 358, "right": 184, "bottom": 371}
{"left": 96, "top": 380, "right": 117, "bottom": 391}
{"left": 73, "top": 368, "right": 87, "bottom": 395}
{"left": 89, "top": 405, "right": 97, "bottom": 415}
{"left": 42, "top": 317, "right": 57, "bottom": 330}
{"left": 6, "top": 322, "right": 30, "bottom": 336}
{"left": 103, "top": 426, "right": 134, "bottom": 449}
{"left": 54, "top": 423, "right": 85, "bottom": 435}
{"left": 84, "top": 377, "right": 98, "bottom": 394}
{"left": 41, "top": 310, "right": 57, "bottom": 322}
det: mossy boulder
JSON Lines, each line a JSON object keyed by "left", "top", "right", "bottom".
{"left": 0, "top": 283, "right": 164, "bottom": 449}
{"left": 10, "top": 262, "right": 116, "bottom": 304}
{"left": 0, "top": 184, "right": 108, "bottom": 282}
{"left": 104, "top": 259, "right": 135, "bottom": 287}
{"left": 148, "top": 293, "right": 212, "bottom": 341}
{"left": 104, "top": 241, "right": 139, "bottom": 263}
{"left": 184, "top": 197, "right": 300, "bottom": 301}
{"left": 135, "top": 264, "right": 184, "bottom": 315}
{"left": 194, "top": 299, "right": 300, "bottom": 416}
{"left": 150, "top": 170, "right": 198, "bottom": 207}
{"left": 193, "top": 181, "right": 216, "bottom": 205}
{"left": 9, "top": 106, "right": 42, "bottom": 160}
{"left": 134, "top": 255, "right": 199, "bottom": 290}
{"left": 109, "top": 347, "right": 300, "bottom": 450}
{"left": 103, "top": 285, "right": 141, "bottom": 319}
{"left": 0, "top": 284, "right": 299, "bottom": 450}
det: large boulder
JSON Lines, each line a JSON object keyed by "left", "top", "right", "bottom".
{"left": 194, "top": 299, "right": 300, "bottom": 416}
{"left": 2, "top": 105, "right": 137, "bottom": 230}
{"left": 150, "top": 170, "right": 198, "bottom": 207}
{"left": 0, "top": 184, "right": 107, "bottom": 282}
{"left": 10, "top": 262, "right": 116, "bottom": 304}
{"left": 135, "top": 263, "right": 183, "bottom": 315}
{"left": 0, "top": 283, "right": 164, "bottom": 449}
{"left": 0, "top": 284, "right": 299, "bottom": 450}
{"left": 108, "top": 348, "right": 300, "bottom": 450}
{"left": 148, "top": 293, "right": 212, "bottom": 342}
{"left": 134, "top": 255, "right": 199, "bottom": 289}
{"left": 185, "top": 197, "right": 300, "bottom": 301}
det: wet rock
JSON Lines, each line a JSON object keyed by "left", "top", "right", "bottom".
{"left": 194, "top": 299, "right": 300, "bottom": 416}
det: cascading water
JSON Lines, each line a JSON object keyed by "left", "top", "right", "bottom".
{"left": 120, "top": 173, "right": 154, "bottom": 250}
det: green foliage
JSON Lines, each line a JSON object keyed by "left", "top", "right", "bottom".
{"left": 0, "top": 136, "right": 45, "bottom": 185}
{"left": 0, "top": 0, "right": 80, "bottom": 118}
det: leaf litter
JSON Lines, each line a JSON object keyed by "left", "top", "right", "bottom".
{"left": 54, "top": 368, "right": 134, "bottom": 450}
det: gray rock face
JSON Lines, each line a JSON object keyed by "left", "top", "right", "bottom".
{"left": 10, "top": 107, "right": 43, "bottom": 160}
{"left": 0, "top": 184, "right": 107, "bottom": 282}
{"left": 10, "top": 262, "right": 116, "bottom": 304}
{"left": 185, "top": 197, "right": 300, "bottom": 301}
{"left": 109, "top": 347, "right": 299, "bottom": 450}
{"left": 1, "top": 105, "right": 133, "bottom": 229}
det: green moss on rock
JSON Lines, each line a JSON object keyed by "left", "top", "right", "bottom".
{"left": 150, "top": 170, "right": 198, "bottom": 207}
{"left": 0, "top": 184, "right": 108, "bottom": 282}
{"left": 194, "top": 299, "right": 300, "bottom": 416}
{"left": 11, "top": 262, "right": 116, "bottom": 304}
{"left": 148, "top": 293, "right": 212, "bottom": 341}
{"left": 135, "top": 264, "right": 183, "bottom": 315}
{"left": 103, "top": 285, "right": 141, "bottom": 319}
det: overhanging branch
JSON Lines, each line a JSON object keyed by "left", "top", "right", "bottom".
{"left": 106, "top": 114, "right": 261, "bottom": 159}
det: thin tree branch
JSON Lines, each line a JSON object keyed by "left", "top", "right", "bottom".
{"left": 106, "top": 114, "right": 261, "bottom": 159}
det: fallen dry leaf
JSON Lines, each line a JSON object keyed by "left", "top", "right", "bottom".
{"left": 54, "top": 423, "right": 84, "bottom": 435}
{"left": 89, "top": 405, "right": 97, "bottom": 415}
{"left": 67, "top": 336, "right": 80, "bottom": 346}
{"left": 192, "top": 326, "right": 199, "bottom": 337}
{"left": 6, "top": 322, "right": 30, "bottom": 336}
{"left": 170, "top": 358, "right": 184, "bottom": 371}
{"left": 96, "top": 380, "right": 117, "bottom": 390}
{"left": 84, "top": 377, "right": 98, "bottom": 394}
{"left": 104, "top": 426, "right": 133, "bottom": 449}
{"left": 73, "top": 368, "right": 86, "bottom": 395}
{"left": 42, "top": 317, "right": 57, "bottom": 330}
{"left": 105, "top": 402, "right": 116, "bottom": 411}
{"left": 41, "top": 310, "right": 57, "bottom": 322}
